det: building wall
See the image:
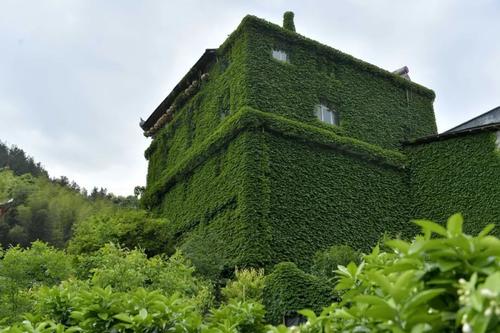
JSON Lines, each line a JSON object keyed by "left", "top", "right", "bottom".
{"left": 242, "top": 16, "right": 437, "bottom": 150}
{"left": 406, "top": 131, "right": 500, "bottom": 236}
{"left": 154, "top": 131, "right": 272, "bottom": 277}
{"left": 143, "top": 32, "right": 250, "bottom": 209}
{"left": 143, "top": 15, "right": 496, "bottom": 277}
{"left": 263, "top": 130, "right": 412, "bottom": 268}
{"left": 141, "top": 31, "right": 275, "bottom": 277}
{"left": 143, "top": 100, "right": 414, "bottom": 275}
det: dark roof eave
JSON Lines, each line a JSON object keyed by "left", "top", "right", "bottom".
{"left": 443, "top": 106, "right": 500, "bottom": 134}
{"left": 141, "top": 49, "right": 217, "bottom": 131}
{"left": 404, "top": 122, "right": 500, "bottom": 145}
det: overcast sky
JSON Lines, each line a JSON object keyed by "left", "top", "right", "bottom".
{"left": 1, "top": 0, "right": 499, "bottom": 195}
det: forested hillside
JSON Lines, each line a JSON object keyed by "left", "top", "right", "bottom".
{"left": 0, "top": 142, "right": 140, "bottom": 247}
{"left": 0, "top": 142, "right": 48, "bottom": 178}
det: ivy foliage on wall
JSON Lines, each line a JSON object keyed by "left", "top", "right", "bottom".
{"left": 239, "top": 15, "right": 437, "bottom": 150}
{"left": 264, "top": 130, "right": 413, "bottom": 267}
{"left": 142, "top": 107, "right": 414, "bottom": 277}
{"left": 282, "top": 12, "right": 295, "bottom": 32}
{"left": 141, "top": 13, "right": 441, "bottom": 276}
{"left": 406, "top": 131, "right": 500, "bottom": 236}
{"left": 144, "top": 32, "right": 250, "bottom": 189}
{"left": 262, "top": 262, "right": 337, "bottom": 325}
{"left": 140, "top": 13, "right": 498, "bottom": 274}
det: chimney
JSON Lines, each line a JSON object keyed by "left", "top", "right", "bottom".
{"left": 283, "top": 11, "right": 296, "bottom": 32}
{"left": 392, "top": 66, "right": 411, "bottom": 81}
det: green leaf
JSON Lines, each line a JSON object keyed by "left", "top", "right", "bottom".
{"left": 416, "top": 238, "right": 447, "bottom": 254}
{"left": 392, "top": 270, "right": 416, "bottom": 303}
{"left": 355, "top": 261, "right": 365, "bottom": 277}
{"left": 413, "top": 220, "right": 447, "bottom": 237}
{"left": 384, "top": 258, "right": 421, "bottom": 274}
{"left": 435, "top": 259, "right": 461, "bottom": 272}
{"left": 70, "top": 311, "right": 84, "bottom": 321}
{"left": 333, "top": 308, "right": 355, "bottom": 320}
{"left": 410, "top": 323, "right": 432, "bottom": 333}
{"left": 479, "top": 236, "right": 500, "bottom": 256}
{"left": 408, "top": 239, "right": 426, "bottom": 255}
{"left": 298, "top": 309, "right": 316, "bottom": 321}
{"left": 346, "top": 262, "right": 358, "bottom": 277}
{"left": 446, "top": 213, "right": 463, "bottom": 236}
{"left": 335, "top": 277, "right": 355, "bottom": 290}
{"left": 478, "top": 224, "right": 495, "bottom": 237}
{"left": 113, "top": 313, "right": 133, "bottom": 323}
{"left": 138, "top": 308, "right": 148, "bottom": 321}
{"left": 97, "top": 312, "right": 109, "bottom": 320}
{"left": 354, "top": 295, "right": 391, "bottom": 307}
{"left": 482, "top": 272, "right": 500, "bottom": 293}
{"left": 443, "top": 236, "right": 470, "bottom": 253}
{"left": 336, "top": 265, "right": 350, "bottom": 276}
{"left": 403, "top": 289, "right": 445, "bottom": 315}
{"left": 385, "top": 239, "right": 410, "bottom": 254}
{"left": 365, "top": 304, "right": 398, "bottom": 321}
{"left": 366, "top": 271, "right": 393, "bottom": 295}
{"left": 470, "top": 312, "right": 491, "bottom": 333}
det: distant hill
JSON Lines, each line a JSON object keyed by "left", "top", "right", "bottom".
{"left": 0, "top": 140, "right": 140, "bottom": 248}
{"left": 0, "top": 141, "right": 48, "bottom": 178}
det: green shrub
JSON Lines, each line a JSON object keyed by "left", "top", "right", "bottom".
{"left": 0, "top": 241, "right": 73, "bottom": 322}
{"left": 262, "top": 262, "right": 337, "bottom": 325}
{"left": 68, "top": 210, "right": 172, "bottom": 256}
{"left": 206, "top": 300, "right": 266, "bottom": 333}
{"left": 2, "top": 294, "right": 266, "bottom": 333}
{"left": 75, "top": 243, "right": 214, "bottom": 311}
{"left": 221, "top": 268, "right": 265, "bottom": 303}
{"left": 0, "top": 241, "right": 214, "bottom": 326}
{"left": 1, "top": 213, "right": 498, "bottom": 333}
{"left": 291, "top": 213, "right": 500, "bottom": 332}
{"left": 311, "top": 244, "right": 360, "bottom": 279}
{"left": 33, "top": 285, "right": 203, "bottom": 333}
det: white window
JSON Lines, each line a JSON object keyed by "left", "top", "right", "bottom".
{"left": 315, "top": 104, "right": 339, "bottom": 125}
{"left": 272, "top": 50, "right": 288, "bottom": 62}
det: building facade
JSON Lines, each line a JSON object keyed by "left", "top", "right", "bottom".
{"left": 140, "top": 13, "right": 500, "bottom": 273}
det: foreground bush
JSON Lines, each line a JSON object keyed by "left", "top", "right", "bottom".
{"left": 221, "top": 268, "right": 265, "bottom": 303}
{"left": 0, "top": 242, "right": 73, "bottom": 322}
{"left": 1, "top": 286, "right": 264, "bottom": 333}
{"left": 311, "top": 244, "right": 360, "bottom": 280}
{"left": 1, "top": 214, "right": 499, "bottom": 332}
{"left": 287, "top": 214, "right": 500, "bottom": 332}
{"left": 74, "top": 244, "right": 214, "bottom": 311}
{"left": 0, "top": 243, "right": 213, "bottom": 327}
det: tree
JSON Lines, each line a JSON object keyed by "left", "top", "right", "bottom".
{"left": 0, "top": 141, "right": 47, "bottom": 177}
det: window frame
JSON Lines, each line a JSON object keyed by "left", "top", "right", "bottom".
{"left": 315, "top": 104, "right": 339, "bottom": 126}
{"left": 272, "top": 49, "right": 289, "bottom": 63}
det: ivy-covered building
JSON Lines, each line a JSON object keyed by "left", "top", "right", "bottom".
{"left": 405, "top": 106, "right": 500, "bottom": 235}
{"left": 140, "top": 12, "right": 500, "bottom": 273}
